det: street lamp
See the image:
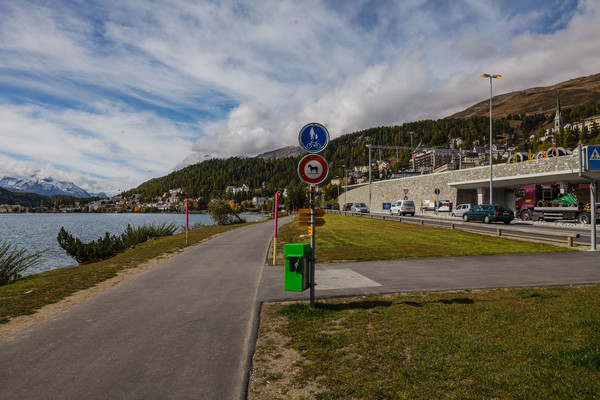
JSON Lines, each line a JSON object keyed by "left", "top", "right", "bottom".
{"left": 481, "top": 73, "right": 501, "bottom": 204}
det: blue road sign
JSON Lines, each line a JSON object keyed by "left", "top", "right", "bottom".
{"left": 382, "top": 203, "right": 391, "bottom": 210}
{"left": 587, "top": 145, "right": 600, "bottom": 170}
{"left": 298, "top": 123, "right": 329, "bottom": 153}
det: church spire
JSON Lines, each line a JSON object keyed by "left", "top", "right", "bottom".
{"left": 554, "top": 92, "right": 563, "bottom": 132}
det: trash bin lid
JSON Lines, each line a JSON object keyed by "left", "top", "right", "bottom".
{"left": 284, "top": 243, "right": 311, "bottom": 257}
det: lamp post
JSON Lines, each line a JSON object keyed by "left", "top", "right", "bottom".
{"left": 481, "top": 73, "right": 501, "bottom": 204}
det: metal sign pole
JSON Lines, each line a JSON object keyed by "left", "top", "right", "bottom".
{"left": 579, "top": 145, "right": 597, "bottom": 251}
{"left": 310, "top": 186, "right": 316, "bottom": 307}
{"left": 591, "top": 178, "right": 597, "bottom": 251}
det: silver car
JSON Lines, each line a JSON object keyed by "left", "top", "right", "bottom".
{"left": 451, "top": 203, "right": 475, "bottom": 217}
{"left": 350, "top": 202, "right": 369, "bottom": 213}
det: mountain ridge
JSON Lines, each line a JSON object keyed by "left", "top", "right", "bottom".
{"left": 449, "top": 72, "right": 600, "bottom": 120}
{"left": 0, "top": 176, "right": 107, "bottom": 199}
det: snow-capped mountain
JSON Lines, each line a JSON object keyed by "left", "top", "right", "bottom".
{"left": 0, "top": 176, "right": 108, "bottom": 198}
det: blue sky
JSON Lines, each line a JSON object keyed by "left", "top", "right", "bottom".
{"left": 1, "top": 0, "right": 599, "bottom": 195}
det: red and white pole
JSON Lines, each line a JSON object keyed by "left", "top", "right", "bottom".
{"left": 273, "top": 192, "right": 278, "bottom": 265}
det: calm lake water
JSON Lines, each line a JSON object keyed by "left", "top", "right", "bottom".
{"left": 0, "top": 213, "right": 269, "bottom": 276}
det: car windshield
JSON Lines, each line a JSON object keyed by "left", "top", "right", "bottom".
{"left": 405, "top": 201, "right": 414, "bottom": 206}
{"left": 355, "top": 203, "right": 366, "bottom": 207}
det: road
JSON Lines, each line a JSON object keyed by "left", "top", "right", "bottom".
{"left": 0, "top": 220, "right": 275, "bottom": 400}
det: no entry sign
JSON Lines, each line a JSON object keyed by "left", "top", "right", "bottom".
{"left": 298, "top": 154, "right": 329, "bottom": 185}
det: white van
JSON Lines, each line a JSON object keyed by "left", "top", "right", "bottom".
{"left": 390, "top": 200, "right": 415, "bottom": 216}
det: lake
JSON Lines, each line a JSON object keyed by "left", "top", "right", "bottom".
{"left": 0, "top": 213, "right": 269, "bottom": 275}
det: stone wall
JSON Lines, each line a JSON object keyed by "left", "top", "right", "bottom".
{"left": 338, "top": 155, "right": 581, "bottom": 212}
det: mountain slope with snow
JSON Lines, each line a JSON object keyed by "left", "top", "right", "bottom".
{"left": 0, "top": 176, "right": 107, "bottom": 198}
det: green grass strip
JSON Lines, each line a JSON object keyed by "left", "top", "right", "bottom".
{"left": 275, "top": 213, "right": 572, "bottom": 264}
{"left": 273, "top": 285, "right": 600, "bottom": 399}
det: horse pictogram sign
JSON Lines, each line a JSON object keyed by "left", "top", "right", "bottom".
{"left": 297, "top": 154, "right": 328, "bottom": 185}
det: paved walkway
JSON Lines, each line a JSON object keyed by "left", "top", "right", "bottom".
{"left": 0, "top": 221, "right": 274, "bottom": 400}
{"left": 1, "top": 218, "right": 599, "bottom": 399}
{"left": 260, "top": 251, "right": 600, "bottom": 302}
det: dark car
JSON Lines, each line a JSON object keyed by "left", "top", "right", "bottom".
{"left": 463, "top": 204, "right": 514, "bottom": 224}
{"left": 343, "top": 203, "right": 353, "bottom": 211}
{"left": 332, "top": 203, "right": 340, "bottom": 210}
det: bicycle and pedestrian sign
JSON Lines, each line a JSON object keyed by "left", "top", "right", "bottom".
{"left": 298, "top": 123, "right": 330, "bottom": 153}
{"left": 295, "top": 122, "right": 331, "bottom": 307}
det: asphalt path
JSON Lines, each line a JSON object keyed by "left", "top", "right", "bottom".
{"left": 260, "top": 252, "right": 600, "bottom": 302}
{"left": 0, "top": 220, "right": 275, "bottom": 400}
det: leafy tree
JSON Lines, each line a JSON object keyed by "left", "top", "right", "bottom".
{"left": 207, "top": 198, "right": 246, "bottom": 225}
{"left": 284, "top": 183, "right": 308, "bottom": 211}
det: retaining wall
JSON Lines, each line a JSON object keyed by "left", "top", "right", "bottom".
{"left": 337, "top": 155, "right": 581, "bottom": 212}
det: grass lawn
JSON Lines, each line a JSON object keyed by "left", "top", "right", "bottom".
{"left": 0, "top": 223, "right": 247, "bottom": 324}
{"left": 250, "top": 286, "right": 600, "bottom": 399}
{"left": 272, "top": 213, "right": 572, "bottom": 264}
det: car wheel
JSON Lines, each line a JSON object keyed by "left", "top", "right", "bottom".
{"left": 484, "top": 215, "right": 491, "bottom": 224}
{"left": 450, "top": 212, "right": 455, "bottom": 217}
{"left": 503, "top": 220, "right": 511, "bottom": 225}
{"left": 463, "top": 214, "right": 469, "bottom": 222}
{"left": 410, "top": 213, "right": 415, "bottom": 216}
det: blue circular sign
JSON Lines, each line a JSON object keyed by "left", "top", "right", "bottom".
{"left": 298, "top": 123, "right": 329, "bottom": 153}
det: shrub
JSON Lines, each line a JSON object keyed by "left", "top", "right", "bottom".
{"left": 0, "top": 240, "right": 44, "bottom": 286}
{"left": 121, "top": 222, "right": 178, "bottom": 248}
{"left": 57, "top": 222, "right": 178, "bottom": 265}
{"left": 57, "top": 228, "right": 123, "bottom": 264}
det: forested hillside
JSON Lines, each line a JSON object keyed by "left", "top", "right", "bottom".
{"left": 0, "top": 187, "right": 84, "bottom": 210}
{"left": 125, "top": 100, "right": 600, "bottom": 202}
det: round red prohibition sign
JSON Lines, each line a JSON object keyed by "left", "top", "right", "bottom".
{"left": 298, "top": 154, "right": 329, "bottom": 185}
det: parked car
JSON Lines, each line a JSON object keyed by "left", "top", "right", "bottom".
{"left": 451, "top": 203, "right": 475, "bottom": 217}
{"left": 343, "top": 202, "right": 353, "bottom": 211}
{"left": 390, "top": 200, "right": 415, "bottom": 216}
{"left": 350, "top": 202, "right": 369, "bottom": 213}
{"left": 463, "top": 204, "right": 514, "bottom": 224}
{"left": 332, "top": 203, "right": 340, "bottom": 210}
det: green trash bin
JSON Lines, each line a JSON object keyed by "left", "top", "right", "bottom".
{"left": 284, "top": 243, "right": 311, "bottom": 292}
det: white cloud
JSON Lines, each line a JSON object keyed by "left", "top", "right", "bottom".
{"left": 1, "top": 0, "right": 600, "bottom": 195}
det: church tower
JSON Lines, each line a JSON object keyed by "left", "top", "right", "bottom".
{"left": 554, "top": 93, "right": 563, "bottom": 132}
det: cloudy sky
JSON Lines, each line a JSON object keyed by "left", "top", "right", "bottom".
{"left": 2, "top": 0, "right": 600, "bottom": 195}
